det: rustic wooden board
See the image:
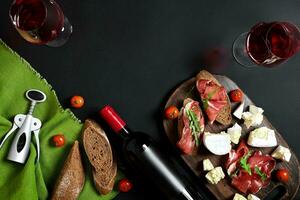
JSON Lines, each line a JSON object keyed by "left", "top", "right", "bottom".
{"left": 163, "top": 75, "right": 300, "bottom": 200}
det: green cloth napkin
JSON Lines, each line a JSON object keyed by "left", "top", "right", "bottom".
{"left": 0, "top": 40, "right": 120, "bottom": 200}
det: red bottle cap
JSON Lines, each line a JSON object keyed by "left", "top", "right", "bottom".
{"left": 99, "top": 105, "right": 126, "bottom": 133}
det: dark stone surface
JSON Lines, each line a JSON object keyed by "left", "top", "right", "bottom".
{"left": 1, "top": 0, "right": 299, "bottom": 199}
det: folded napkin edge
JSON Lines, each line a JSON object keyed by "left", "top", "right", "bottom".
{"left": 0, "top": 39, "right": 81, "bottom": 125}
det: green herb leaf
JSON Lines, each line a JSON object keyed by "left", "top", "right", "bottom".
{"left": 202, "top": 99, "right": 208, "bottom": 110}
{"left": 201, "top": 88, "right": 218, "bottom": 110}
{"left": 255, "top": 167, "right": 267, "bottom": 181}
{"left": 207, "top": 88, "right": 218, "bottom": 100}
{"left": 186, "top": 109, "right": 201, "bottom": 146}
{"left": 239, "top": 151, "right": 252, "bottom": 175}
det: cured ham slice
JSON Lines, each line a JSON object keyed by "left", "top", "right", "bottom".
{"left": 225, "top": 141, "right": 249, "bottom": 175}
{"left": 177, "top": 126, "right": 194, "bottom": 154}
{"left": 177, "top": 98, "right": 205, "bottom": 154}
{"left": 226, "top": 141, "right": 276, "bottom": 194}
{"left": 196, "top": 79, "right": 227, "bottom": 123}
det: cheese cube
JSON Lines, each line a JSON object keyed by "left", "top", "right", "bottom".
{"left": 205, "top": 166, "right": 225, "bottom": 184}
{"left": 247, "top": 194, "right": 260, "bottom": 200}
{"left": 247, "top": 127, "right": 277, "bottom": 147}
{"left": 227, "top": 123, "right": 242, "bottom": 144}
{"left": 233, "top": 102, "right": 244, "bottom": 119}
{"left": 249, "top": 105, "right": 264, "bottom": 115}
{"left": 242, "top": 105, "right": 264, "bottom": 128}
{"left": 233, "top": 193, "right": 247, "bottom": 200}
{"left": 203, "top": 158, "right": 214, "bottom": 171}
{"left": 271, "top": 145, "right": 291, "bottom": 162}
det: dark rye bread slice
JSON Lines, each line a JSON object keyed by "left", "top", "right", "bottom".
{"left": 196, "top": 70, "right": 232, "bottom": 125}
{"left": 92, "top": 158, "right": 117, "bottom": 194}
{"left": 82, "top": 119, "right": 117, "bottom": 195}
{"left": 51, "top": 141, "right": 85, "bottom": 200}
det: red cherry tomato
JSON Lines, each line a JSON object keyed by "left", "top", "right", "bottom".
{"left": 118, "top": 178, "right": 133, "bottom": 192}
{"left": 52, "top": 134, "right": 65, "bottom": 147}
{"left": 70, "top": 95, "right": 85, "bottom": 108}
{"left": 229, "top": 89, "right": 243, "bottom": 102}
{"left": 276, "top": 169, "right": 289, "bottom": 183}
{"left": 164, "top": 106, "right": 179, "bottom": 119}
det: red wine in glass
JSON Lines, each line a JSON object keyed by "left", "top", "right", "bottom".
{"left": 233, "top": 22, "right": 300, "bottom": 67}
{"left": 10, "top": 0, "right": 72, "bottom": 47}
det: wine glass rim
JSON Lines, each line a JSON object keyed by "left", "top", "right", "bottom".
{"left": 9, "top": 0, "right": 48, "bottom": 31}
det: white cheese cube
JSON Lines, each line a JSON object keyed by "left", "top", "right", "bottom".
{"left": 242, "top": 112, "right": 263, "bottom": 129}
{"left": 203, "top": 158, "right": 214, "bottom": 171}
{"left": 247, "top": 194, "right": 260, "bottom": 200}
{"left": 247, "top": 127, "right": 277, "bottom": 147}
{"left": 271, "top": 145, "right": 291, "bottom": 162}
{"left": 242, "top": 105, "right": 264, "bottom": 128}
{"left": 249, "top": 105, "right": 264, "bottom": 115}
{"left": 252, "top": 113, "right": 264, "bottom": 126}
{"left": 227, "top": 123, "right": 242, "bottom": 144}
{"left": 233, "top": 193, "right": 247, "bottom": 200}
{"left": 203, "top": 132, "right": 232, "bottom": 155}
{"left": 242, "top": 112, "right": 254, "bottom": 128}
{"left": 205, "top": 166, "right": 225, "bottom": 184}
{"left": 233, "top": 102, "right": 244, "bottom": 119}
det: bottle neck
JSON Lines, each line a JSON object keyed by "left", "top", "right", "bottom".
{"left": 118, "top": 125, "right": 131, "bottom": 136}
{"left": 100, "top": 105, "right": 132, "bottom": 136}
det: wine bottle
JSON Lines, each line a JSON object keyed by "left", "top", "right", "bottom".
{"left": 100, "top": 105, "right": 207, "bottom": 200}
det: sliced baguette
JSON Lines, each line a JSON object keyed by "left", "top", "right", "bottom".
{"left": 51, "top": 141, "right": 85, "bottom": 200}
{"left": 196, "top": 70, "right": 232, "bottom": 125}
{"left": 82, "top": 119, "right": 117, "bottom": 195}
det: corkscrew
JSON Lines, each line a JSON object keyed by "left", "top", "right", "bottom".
{"left": 0, "top": 89, "right": 46, "bottom": 164}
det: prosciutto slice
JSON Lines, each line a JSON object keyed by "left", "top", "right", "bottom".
{"left": 226, "top": 141, "right": 276, "bottom": 194}
{"left": 196, "top": 79, "right": 227, "bottom": 123}
{"left": 225, "top": 141, "right": 249, "bottom": 175}
{"left": 177, "top": 98, "right": 205, "bottom": 154}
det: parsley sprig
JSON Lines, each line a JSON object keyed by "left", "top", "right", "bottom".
{"left": 255, "top": 167, "right": 267, "bottom": 181}
{"left": 186, "top": 109, "right": 201, "bottom": 146}
{"left": 239, "top": 151, "right": 253, "bottom": 175}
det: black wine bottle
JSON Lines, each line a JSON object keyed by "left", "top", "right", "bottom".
{"left": 100, "top": 105, "right": 207, "bottom": 200}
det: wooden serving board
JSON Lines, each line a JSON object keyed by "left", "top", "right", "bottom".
{"left": 163, "top": 75, "right": 300, "bottom": 200}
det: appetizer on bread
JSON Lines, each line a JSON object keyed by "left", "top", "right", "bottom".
{"left": 177, "top": 98, "right": 205, "bottom": 154}
{"left": 196, "top": 70, "right": 232, "bottom": 125}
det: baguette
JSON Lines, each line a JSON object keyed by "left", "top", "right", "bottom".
{"left": 82, "top": 119, "right": 117, "bottom": 195}
{"left": 196, "top": 70, "right": 232, "bottom": 125}
{"left": 51, "top": 141, "right": 85, "bottom": 200}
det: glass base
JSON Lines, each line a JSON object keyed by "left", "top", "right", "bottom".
{"left": 232, "top": 32, "right": 256, "bottom": 68}
{"left": 46, "top": 17, "right": 73, "bottom": 47}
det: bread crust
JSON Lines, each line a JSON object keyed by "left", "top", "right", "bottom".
{"left": 51, "top": 141, "right": 85, "bottom": 200}
{"left": 82, "top": 119, "right": 117, "bottom": 195}
{"left": 196, "top": 70, "right": 232, "bottom": 125}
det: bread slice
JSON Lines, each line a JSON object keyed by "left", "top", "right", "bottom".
{"left": 51, "top": 141, "right": 85, "bottom": 200}
{"left": 196, "top": 70, "right": 232, "bottom": 125}
{"left": 82, "top": 119, "right": 117, "bottom": 195}
{"left": 92, "top": 158, "right": 117, "bottom": 194}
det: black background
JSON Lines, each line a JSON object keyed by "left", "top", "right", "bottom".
{"left": 1, "top": 0, "right": 300, "bottom": 199}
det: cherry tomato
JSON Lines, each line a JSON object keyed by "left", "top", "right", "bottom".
{"left": 70, "top": 95, "right": 85, "bottom": 108}
{"left": 229, "top": 89, "right": 243, "bottom": 102}
{"left": 276, "top": 169, "right": 289, "bottom": 183}
{"left": 52, "top": 134, "right": 66, "bottom": 147}
{"left": 164, "top": 106, "right": 179, "bottom": 119}
{"left": 118, "top": 178, "right": 133, "bottom": 192}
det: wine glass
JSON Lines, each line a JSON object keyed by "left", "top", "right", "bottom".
{"left": 9, "top": 0, "right": 73, "bottom": 47}
{"left": 233, "top": 22, "right": 300, "bottom": 68}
